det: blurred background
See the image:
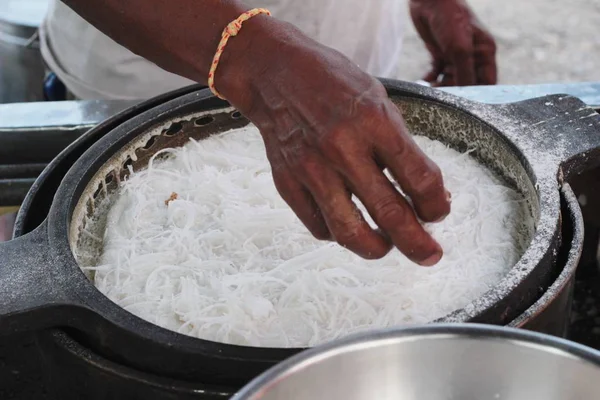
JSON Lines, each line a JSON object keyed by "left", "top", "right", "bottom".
{"left": 2, "top": 0, "right": 600, "bottom": 106}
{"left": 399, "top": 0, "right": 600, "bottom": 84}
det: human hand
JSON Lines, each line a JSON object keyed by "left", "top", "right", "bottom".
{"left": 409, "top": 0, "right": 497, "bottom": 86}
{"left": 217, "top": 19, "right": 451, "bottom": 265}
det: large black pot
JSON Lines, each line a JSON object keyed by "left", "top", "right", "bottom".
{"left": 29, "top": 179, "right": 584, "bottom": 400}
{"left": 2, "top": 80, "right": 600, "bottom": 388}
{"left": 15, "top": 144, "right": 584, "bottom": 399}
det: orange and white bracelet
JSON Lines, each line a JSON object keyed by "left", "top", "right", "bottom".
{"left": 208, "top": 8, "right": 272, "bottom": 100}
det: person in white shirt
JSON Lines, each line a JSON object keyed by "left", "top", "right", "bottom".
{"left": 34, "top": 0, "right": 496, "bottom": 265}
{"left": 40, "top": 0, "right": 496, "bottom": 101}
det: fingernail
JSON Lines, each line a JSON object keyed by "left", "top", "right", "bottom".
{"left": 445, "top": 190, "right": 452, "bottom": 202}
{"left": 420, "top": 247, "right": 443, "bottom": 267}
{"left": 433, "top": 215, "right": 447, "bottom": 223}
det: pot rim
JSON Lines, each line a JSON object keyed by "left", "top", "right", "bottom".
{"left": 234, "top": 322, "right": 600, "bottom": 399}
{"left": 13, "top": 80, "right": 579, "bottom": 383}
{"left": 49, "top": 82, "right": 557, "bottom": 348}
{"left": 509, "top": 182, "right": 583, "bottom": 328}
{"left": 26, "top": 186, "right": 581, "bottom": 389}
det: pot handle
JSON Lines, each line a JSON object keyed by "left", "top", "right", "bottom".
{"left": 0, "top": 220, "right": 84, "bottom": 334}
{"left": 493, "top": 94, "right": 600, "bottom": 181}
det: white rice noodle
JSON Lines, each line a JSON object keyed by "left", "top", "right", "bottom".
{"left": 82, "top": 125, "right": 530, "bottom": 348}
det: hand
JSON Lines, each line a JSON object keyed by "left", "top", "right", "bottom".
{"left": 218, "top": 19, "right": 451, "bottom": 265}
{"left": 409, "top": 0, "right": 497, "bottom": 86}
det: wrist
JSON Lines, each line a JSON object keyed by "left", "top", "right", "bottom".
{"left": 214, "top": 14, "right": 271, "bottom": 99}
{"left": 212, "top": 14, "right": 286, "bottom": 108}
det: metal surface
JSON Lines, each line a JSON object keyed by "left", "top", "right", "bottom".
{"left": 34, "top": 180, "right": 582, "bottom": 400}
{"left": 0, "top": 100, "right": 138, "bottom": 163}
{"left": 0, "top": 81, "right": 597, "bottom": 387}
{"left": 443, "top": 81, "right": 600, "bottom": 109}
{"left": 0, "top": 81, "right": 596, "bottom": 398}
{"left": 12, "top": 84, "right": 239, "bottom": 398}
{"left": 5, "top": 87, "right": 584, "bottom": 398}
{"left": 0, "top": 100, "right": 138, "bottom": 205}
{"left": 0, "top": 81, "right": 594, "bottom": 396}
{"left": 0, "top": 178, "right": 36, "bottom": 207}
{"left": 11, "top": 85, "right": 203, "bottom": 236}
{"left": 0, "top": 165, "right": 45, "bottom": 207}
{"left": 0, "top": 164, "right": 46, "bottom": 180}
{"left": 508, "top": 183, "right": 582, "bottom": 336}
{"left": 234, "top": 324, "right": 600, "bottom": 400}
{"left": 37, "top": 329, "right": 234, "bottom": 400}
{"left": 0, "top": 0, "right": 50, "bottom": 103}
{"left": 0, "top": 100, "right": 138, "bottom": 131}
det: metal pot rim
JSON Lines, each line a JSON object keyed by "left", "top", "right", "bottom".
{"left": 509, "top": 182, "right": 583, "bottom": 328}
{"left": 8, "top": 80, "right": 600, "bottom": 383}
{"left": 49, "top": 81, "right": 560, "bottom": 336}
{"left": 233, "top": 322, "right": 600, "bottom": 399}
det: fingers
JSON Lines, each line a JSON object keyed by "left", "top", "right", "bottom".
{"left": 258, "top": 98, "right": 390, "bottom": 258}
{"left": 309, "top": 173, "right": 392, "bottom": 259}
{"left": 436, "top": 41, "right": 495, "bottom": 86}
{"left": 343, "top": 158, "right": 443, "bottom": 266}
{"left": 474, "top": 28, "right": 498, "bottom": 85}
{"left": 272, "top": 168, "right": 331, "bottom": 241}
{"left": 411, "top": 12, "right": 446, "bottom": 85}
{"left": 374, "top": 103, "right": 451, "bottom": 223}
{"left": 263, "top": 126, "right": 333, "bottom": 242}
{"left": 284, "top": 150, "right": 392, "bottom": 259}
{"left": 448, "top": 39, "right": 476, "bottom": 86}
{"left": 475, "top": 57, "right": 497, "bottom": 85}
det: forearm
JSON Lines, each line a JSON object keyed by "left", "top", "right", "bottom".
{"left": 60, "top": 0, "right": 268, "bottom": 92}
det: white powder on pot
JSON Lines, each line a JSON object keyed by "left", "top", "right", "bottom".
{"left": 82, "top": 125, "right": 531, "bottom": 348}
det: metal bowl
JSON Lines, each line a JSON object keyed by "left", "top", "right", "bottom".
{"left": 234, "top": 324, "right": 600, "bottom": 400}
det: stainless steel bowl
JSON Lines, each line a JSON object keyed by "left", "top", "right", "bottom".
{"left": 233, "top": 324, "right": 600, "bottom": 400}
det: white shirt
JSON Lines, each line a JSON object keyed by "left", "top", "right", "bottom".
{"left": 40, "top": 0, "right": 406, "bottom": 100}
